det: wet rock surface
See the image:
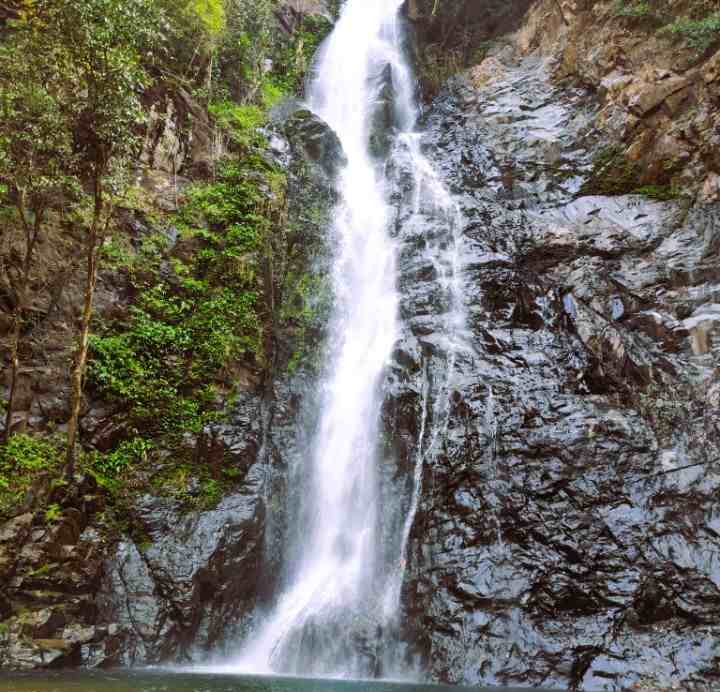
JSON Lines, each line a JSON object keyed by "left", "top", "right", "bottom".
{"left": 387, "top": 47, "right": 720, "bottom": 690}
{"left": 96, "top": 392, "right": 265, "bottom": 664}
{"left": 0, "top": 477, "right": 111, "bottom": 670}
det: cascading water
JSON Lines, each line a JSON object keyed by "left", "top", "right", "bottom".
{"left": 222, "top": 0, "right": 412, "bottom": 677}
{"left": 380, "top": 128, "right": 470, "bottom": 621}
{"left": 208, "top": 0, "right": 468, "bottom": 678}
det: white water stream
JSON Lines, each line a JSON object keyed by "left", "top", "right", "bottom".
{"left": 215, "top": 0, "right": 465, "bottom": 677}
{"left": 228, "top": 0, "right": 407, "bottom": 676}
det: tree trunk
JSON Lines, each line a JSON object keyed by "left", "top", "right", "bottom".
{"left": 4, "top": 310, "right": 23, "bottom": 441}
{"left": 65, "top": 178, "right": 104, "bottom": 477}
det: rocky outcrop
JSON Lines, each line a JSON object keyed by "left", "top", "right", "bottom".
{"left": 0, "top": 399, "right": 269, "bottom": 669}
{"left": 516, "top": 0, "right": 720, "bottom": 201}
{"left": 412, "top": 0, "right": 719, "bottom": 199}
{"left": 0, "top": 477, "right": 110, "bottom": 669}
{"left": 96, "top": 393, "right": 265, "bottom": 664}
{"left": 390, "top": 44, "right": 720, "bottom": 691}
{"left": 3, "top": 2, "right": 719, "bottom": 686}
{"left": 139, "top": 85, "right": 225, "bottom": 211}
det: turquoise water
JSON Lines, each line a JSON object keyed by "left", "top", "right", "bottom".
{"left": 0, "top": 672, "right": 549, "bottom": 692}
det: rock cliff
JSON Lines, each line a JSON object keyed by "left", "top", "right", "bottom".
{"left": 391, "top": 2, "right": 720, "bottom": 688}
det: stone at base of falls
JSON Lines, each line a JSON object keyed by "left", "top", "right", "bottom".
{"left": 0, "top": 430, "right": 266, "bottom": 670}
{"left": 0, "top": 477, "right": 122, "bottom": 670}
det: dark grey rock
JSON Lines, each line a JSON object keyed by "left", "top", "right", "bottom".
{"left": 284, "top": 109, "right": 346, "bottom": 178}
{"left": 387, "top": 51, "right": 720, "bottom": 691}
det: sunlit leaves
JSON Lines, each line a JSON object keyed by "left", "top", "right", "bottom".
{"left": 187, "top": 0, "right": 226, "bottom": 38}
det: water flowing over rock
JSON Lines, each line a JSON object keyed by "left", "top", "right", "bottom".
{"left": 3, "top": 3, "right": 719, "bottom": 689}
{"left": 222, "top": 0, "right": 415, "bottom": 677}
{"left": 98, "top": 8, "right": 720, "bottom": 689}
{"left": 390, "top": 46, "right": 720, "bottom": 691}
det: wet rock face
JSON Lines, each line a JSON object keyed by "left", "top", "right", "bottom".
{"left": 284, "top": 109, "right": 346, "bottom": 178}
{"left": 388, "top": 48, "right": 720, "bottom": 690}
{"left": 0, "top": 407, "right": 268, "bottom": 670}
{"left": 97, "top": 393, "right": 265, "bottom": 664}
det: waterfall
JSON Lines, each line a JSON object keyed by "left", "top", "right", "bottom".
{"left": 200, "top": 0, "right": 468, "bottom": 678}
{"left": 222, "top": 0, "right": 411, "bottom": 677}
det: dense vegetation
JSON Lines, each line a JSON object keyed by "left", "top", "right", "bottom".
{"left": 0, "top": 0, "right": 330, "bottom": 517}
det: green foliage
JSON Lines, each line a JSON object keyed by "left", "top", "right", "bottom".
{"left": 208, "top": 101, "right": 267, "bottom": 148}
{"left": 0, "top": 0, "right": 325, "bottom": 511}
{"left": 214, "top": 4, "right": 331, "bottom": 104}
{"left": 149, "top": 458, "right": 239, "bottom": 510}
{"left": 279, "top": 269, "right": 331, "bottom": 374}
{"left": 22, "top": 0, "right": 161, "bottom": 180}
{"left": 612, "top": 1, "right": 655, "bottom": 19}
{"left": 0, "top": 434, "right": 60, "bottom": 472}
{"left": 89, "top": 299, "right": 229, "bottom": 438}
{"left": 157, "top": 0, "right": 226, "bottom": 83}
{"left": 271, "top": 14, "right": 333, "bottom": 94}
{"left": 44, "top": 503, "right": 62, "bottom": 523}
{"left": 90, "top": 151, "right": 285, "bottom": 449}
{"left": 581, "top": 146, "right": 641, "bottom": 197}
{"left": 216, "top": 0, "right": 278, "bottom": 101}
{"left": 94, "top": 438, "right": 153, "bottom": 476}
{"left": 187, "top": 0, "right": 226, "bottom": 38}
{"left": 633, "top": 184, "right": 681, "bottom": 201}
{"left": 0, "top": 434, "right": 63, "bottom": 519}
{"left": 0, "top": 10, "right": 80, "bottom": 216}
{"left": 660, "top": 12, "right": 720, "bottom": 53}
{"left": 610, "top": 0, "right": 720, "bottom": 54}
{"left": 200, "top": 478, "right": 222, "bottom": 507}
{"left": 582, "top": 146, "right": 690, "bottom": 199}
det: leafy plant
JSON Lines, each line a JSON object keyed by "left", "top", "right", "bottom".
{"left": 633, "top": 184, "right": 682, "bottom": 201}
{"left": 89, "top": 145, "right": 285, "bottom": 454}
{"left": 612, "top": 1, "right": 655, "bottom": 19}
{"left": 94, "top": 438, "right": 154, "bottom": 476}
{"left": 0, "top": 434, "right": 60, "bottom": 473}
{"left": 44, "top": 503, "right": 62, "bottom": 523}
{"left": 0, "top": 434, "right": 63, "bottom": 519}
{"left": 660, "top": 12, "right": 720, "bottom": 53}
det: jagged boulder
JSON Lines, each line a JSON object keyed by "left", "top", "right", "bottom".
{"left": 284, "top": 108, "right": 346, "bottom": 177}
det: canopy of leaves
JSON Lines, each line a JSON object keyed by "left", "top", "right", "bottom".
{"left": 1, "top": 0, "right": 161, "bottom": 199}
{"left": 0, "top": 9, "right": 79, "bottom": 209}
{"left": 44, "top": 0, "right": 160, "bottom": 173}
